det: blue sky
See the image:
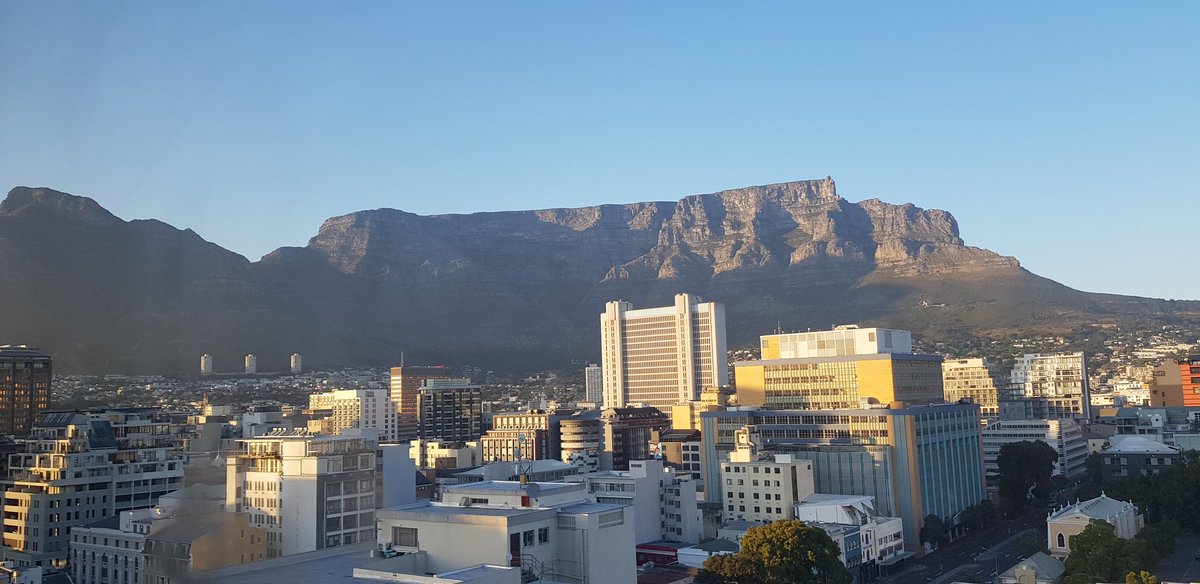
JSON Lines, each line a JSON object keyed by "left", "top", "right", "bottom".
{"left": 1, "top": 2, "right": 1197, "bottom": 299}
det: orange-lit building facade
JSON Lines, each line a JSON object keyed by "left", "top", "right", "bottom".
{"left": 1181, "top": 355, "right": 1200, "bottom": 408}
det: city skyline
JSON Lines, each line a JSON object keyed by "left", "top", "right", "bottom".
{"left": 1, "top": 2, "right": 1197, "bottom": 299}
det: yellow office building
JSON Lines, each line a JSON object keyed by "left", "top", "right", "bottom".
{"left": 734, "top": 353, "right": 945, "bottom": 409}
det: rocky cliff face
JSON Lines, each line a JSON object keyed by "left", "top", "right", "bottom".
{"left": 0, "top": 180, "right": 1188, "bottom": 374}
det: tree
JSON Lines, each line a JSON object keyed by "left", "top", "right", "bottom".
{"left": 1063, "top": 521, "right": 1158, "bottom": 584}
{"left": 920, "top": 514, "right": 949, "bottom": 547}
{"left": 1084, "top": 452, "right": 1103, "bottom": 485}
{"left": 699, "top": 520, "right": 852, "bottom": 584}
{"left": 1125, "top": 570, "right": 1158, "bottom": 584}
{"left": 996, "top": 440, "right": 1059, "bottom": 515}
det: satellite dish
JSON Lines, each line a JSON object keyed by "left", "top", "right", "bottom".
{"left": 525, "top": 483, "right": 541, "bottom": 498}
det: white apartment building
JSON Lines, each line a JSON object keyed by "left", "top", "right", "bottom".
{"left": 244, "top": 354, "right": 257, "bottom": 375}
{"left": 564, "top": 458, "right": 702, "bottom": 544}
{"left": 759, "top": 325, "right": 913, "bottom": 359}
{"left": 600, "top": 293, "right": 728, "bottom": 410}
{"left": 378, "top": 481, "right": 634, "bottom": 584}
{"left": 200, "top": 354, "right": 213, "bottom": 376}
{"left": 308, "top": 388, "right": 398, "bottom": 442}
{"left": 409, "top": 439, "right": 481, "bottom": 469}
{"left": 290, "top": 353, "right": 302, "bottom": 374}
{"left": 981, "top": 418, "right": 1088, "bottom": 479}
{"left": 0, "top": 412, "right": 185, "bottom": 567}
{"left": 224, "top": 430, "right": 376, "bottom": 558}
{"left": 796, "top": 494, "right": 907, "bottom": 570}
{"left": 720, "top": 453, "right": 816, "bottom": 523}
{"left": 1008, "top": 352, "right": 1091, "bottom": 420}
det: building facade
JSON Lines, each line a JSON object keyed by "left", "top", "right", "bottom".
{"left": 307, "top": 388, "right": 398, "bottom": 442}
{"left": 1007, "top": 353, "right": 1091, "bottom": 420}
{"left": 0, "top": 346, "right": 51, "bottom": 436}
{"left": 734, "top": 353, "right": 945, "bottom": 410}
{"left": 720, "top": 447, "right": 815, "bottom": 523}
{"left": 417, "top": 378, "right": 482, "bottom": 443}
{"left": 942, "top": 358, "right": 1006, "bottom": 421}
{"left": 1179, "top": 355, "right": 1200, "bottom": 407}
{"left": 389, "top": 365, "right": 453, "bottom": 441}
{"left": 981, "top": 419, "right": 1088, "bottom": 479}
{"left": 701, "top": 403, "right": 985, "bottom": 553}
{"left": 1047, "top": 494, "right": 1142, "bottom": 559}
{"left": 759, "top": 326, "right": 912, "bottom": 360}
{"left": 481, "top": 410, "right": 567, "bottom": 463}
{"left": 1, "top": 412, "right": 185, "bottom": 567}
{"left": 584, "top": 365, "right": 602, "bottom": 407}
{"left": 224, "top": 430, "right": 376, "bottom": 557}
{"left": 600, "top": 294, "right": 728, "bottom": 410}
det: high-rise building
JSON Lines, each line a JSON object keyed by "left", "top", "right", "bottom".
{"left": 600, "top": 294, "right": 728, "bottom": 410}
{"left": 734, "top": 353, "right": 944, "bottom": 409}
{"left": 1, "top": 412, "right": 186, "bottom": 566}
{"left": 584, "top": 364, "right": 603, "bottom": 406}
{"left": 307, "top": 388, "right": 398, "bottom": 442}
{"left": 290, "top": 353, "right": 302, "bottom": 374}
{"left": 389, "top": 365, "right": 452, "bottom": 441}
{"left": 600, "top": 406, "right": 671, "bottom": 471}
{"left": 224, "top": 430, "right": 377, "bottom": 557}
{"left": 943, "top": 358, "right": 1007, "bottom": 421}
{"left": 200, "top": 353, "right": 213, "bottom": 376}
{"left": 701, "top": 403, "right": 986, "bottom": 553}
{"left": 417, "top": 378, "right": 482, "bottom": 443}
{"left": 1007, "top": 353, "right": 1090, "bottom": 420}
{"left": 0, "top": 345, "right": 51, "bottom": 436}
{"left": 560, "top": 412, "right": 602, "bottom": 472}
{"left": 759, "top": 326, "right": 913, "bottom": 359}
{"left": 244, "top": 354, "right": 257, "bottom": 375}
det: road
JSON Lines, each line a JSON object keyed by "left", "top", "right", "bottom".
{"left": 880, "top": 511, "right": 1045, "bottom": 584}
{"left": 1151, "top": 533, "right": 1200, "bottom": 582}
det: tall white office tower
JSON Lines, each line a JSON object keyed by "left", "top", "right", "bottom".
{"left": 245, "top": 353, "right": 257, "bottom": 374}
{"left": 600, "top": 293, "right": 728, "bottom": 410}
{"left": 291, "top": 353, "right": 302, "bottom": 374}
{"left": 200, "top": 353, "right": 213, "bottom": 375}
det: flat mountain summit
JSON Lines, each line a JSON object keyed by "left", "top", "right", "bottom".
{"left": 1, "top": 179, "right": 1194, "bottom": 373}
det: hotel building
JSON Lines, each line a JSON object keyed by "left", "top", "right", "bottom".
{"left": 600, "top": 294, "right": 728, "bottom": 410}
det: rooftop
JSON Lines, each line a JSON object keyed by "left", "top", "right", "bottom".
{"left": 559, "top": 501, "right": 625, "bottom": 514}
{"left": 1106, "top": 435, "right": 1181, "bottom": 455}
{"left": 1048, "top": 494, "right": 1138, "bottom": 522}
{"left": 1000, "top": 551, "right": 1065, "bottom": 581}
{"left": 443, "top": 480, "right": 583, "bottom": 495}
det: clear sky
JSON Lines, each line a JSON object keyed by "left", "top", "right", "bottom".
{"left": 1, "top": 2, "right": 1197, "bottom": 299}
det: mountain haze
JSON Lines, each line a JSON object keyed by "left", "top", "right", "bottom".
{"left": 1, "top": 179, "right": 1195, "bottom": 374}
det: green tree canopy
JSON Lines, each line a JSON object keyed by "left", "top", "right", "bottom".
{"left": 698, "top": 520, "right": 852, "bottom": 584}
{"left": 920, "top": 514, "right": 949, "bottom": 547}
{"left": 1063, "top": 521, "right": 1158, "bottom": 584}
{"left": 996, "top": 440, "right": 1058, "bottom": 515}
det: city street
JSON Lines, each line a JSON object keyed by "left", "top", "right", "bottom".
{"left": 1150, "top": 534, "right": 1200, "bottom": 583}
{"left": 882, "top": 511, "right": 1045, "bottom": 584}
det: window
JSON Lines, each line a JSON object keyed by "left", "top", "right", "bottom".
{"left": 392, "top": 527, "right": 418, "bottom": 548}
{"left": 538, "top": 527, "right": 549, "bottom": 544}
{"left": 523, "top": 530, "right": 534, "bottom": 546}
{"left": 1057, "top": 533, "right": 1065, "bottom": 548}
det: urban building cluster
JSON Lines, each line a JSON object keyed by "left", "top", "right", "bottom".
{"left": 0, "top": 301, "right": 1197, "bottom": 584}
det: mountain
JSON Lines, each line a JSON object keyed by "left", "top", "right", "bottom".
{"left": 1, "top": 179, "right": 1196, "bottom": 374}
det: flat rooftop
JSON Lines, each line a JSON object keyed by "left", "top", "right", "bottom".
{"left": 207, "top": 544, "right": 373, "bottom": 584}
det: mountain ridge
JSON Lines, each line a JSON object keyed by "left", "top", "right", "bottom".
{"left": 1, "top": 180, "right": 1195, "bottom": 374}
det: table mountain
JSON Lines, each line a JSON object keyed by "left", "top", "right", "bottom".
{"left": 1, "top": 179, "right": 1194, "bottom": 374}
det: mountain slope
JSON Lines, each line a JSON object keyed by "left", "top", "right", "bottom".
{"left": 1, "top": 180, "right": 1195, "bottom": 374}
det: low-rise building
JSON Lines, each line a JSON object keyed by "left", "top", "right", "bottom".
{"left": 796, "top": 493, "right": 907, "bottom": 578}
{"left": 1100, "top": 435, "right": 1182, "bottom": 481}
{"left": 1047, "top": 494, "right": 1143, "bottom": 559}
{"left": 377, "top": 482, "right": 635, "bottom": 584}
{"left": 981, "top": 419, "right": 1088, "bottom": 479}
{"left": 998, "top": 552, "right": 1065, "bottom": 584}
{"left": 720, "top": 429, "right": 816, "bottom": 523}
{"left": 564, "top": 458, "right": 702, "bottom": 544}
